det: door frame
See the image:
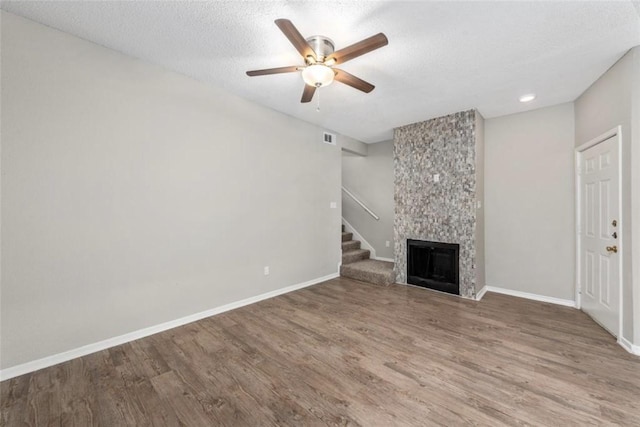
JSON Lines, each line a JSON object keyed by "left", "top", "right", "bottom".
{"left": 575, "top": 126, "right": 623, "bottom": 339}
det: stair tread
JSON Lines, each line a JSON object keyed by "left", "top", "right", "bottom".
{"left": 340, "top": 259, "right": 396, "bottom": 285}
{"left": 341, "top": 248, "right": 371, "bottom": 265}
{"left": 342, "top": 248, "right": 369, "bottom": 255}
{"left": 341, "top": 259, "right": 394, "bottom": 273}
{"left": 341, "top": 240, "right": 361, "bottom": 250}
{"left": 341, "top": 232, "right": 353, "bottom": 242}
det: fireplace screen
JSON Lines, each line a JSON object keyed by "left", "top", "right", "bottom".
{"left": 407, "top": 239, "right": 459, "bottom": 295}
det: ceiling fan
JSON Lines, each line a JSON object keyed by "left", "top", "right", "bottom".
{"left": 246, "top": 19, "right": 388, "bottom": 103}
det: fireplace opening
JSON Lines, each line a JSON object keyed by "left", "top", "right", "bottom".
{"left": 407, "top": 239, "right": 459, "bottom": 295}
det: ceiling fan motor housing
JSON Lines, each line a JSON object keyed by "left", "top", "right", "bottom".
{"left": 306, "top": 36, "right": 335, "bottom": 62}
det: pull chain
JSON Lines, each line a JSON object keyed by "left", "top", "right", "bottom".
{"left": 316, "top": 83, "right": 321, "bottom": 112}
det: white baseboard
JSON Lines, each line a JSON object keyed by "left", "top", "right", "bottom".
{"left": 619, "top": 336, "right": 640, "bottom": 356}
{"left": 0, "top": 272, "right": 339, "bottom": 381}
{"left": 475, "top": 285, "right": 488, "bottom": 301}
{"left": 341, "top": 217, "right": 377, "bottom": 259}
{"left": 374, "top": 256, "right": 394, "bottom": 263}
{"left": 486, "top": 286, "right": 577, "bottom": 308}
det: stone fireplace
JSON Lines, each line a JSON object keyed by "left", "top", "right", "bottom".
{"left": 393, "top": 110, "right": 485, "bottom": 299}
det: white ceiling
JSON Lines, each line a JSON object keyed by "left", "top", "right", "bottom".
{"left": 3, "top": 1, "right": 639, "bottom": 143}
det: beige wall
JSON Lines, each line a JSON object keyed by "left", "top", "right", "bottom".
{"left": 485, "top": 103, "right": 575, "bottom": 301}
{"left": 575, "top": 47, "right": 638, "bottom": 345}
{"left": 0, "top": 12, "right": 342, "bottom": 370}
{"left": 342, "top": 140, "right": 394, "bottom": 259}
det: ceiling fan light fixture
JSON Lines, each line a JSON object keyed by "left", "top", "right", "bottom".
{"left": 302, "top": 64, "right": 335, "bottom": 87}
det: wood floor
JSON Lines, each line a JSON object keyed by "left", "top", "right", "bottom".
{"left": 2, "top": 278, "right": 640, "bottom": 426}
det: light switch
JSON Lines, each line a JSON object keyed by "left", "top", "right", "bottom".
{"left": 385, "top": 241, "right": 390, "bottom": 247}
{"left": 264, "top": 266, "right": 269, "bottom": 275}
{"left": 330, "top": 202, "right": 337, "bottom": 209}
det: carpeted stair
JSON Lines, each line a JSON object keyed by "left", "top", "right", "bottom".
{"left": 340, "top": 225, "right": 395, "bottom": 286}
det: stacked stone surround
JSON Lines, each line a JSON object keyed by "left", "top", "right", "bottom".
{"left": 393, "top": 110, "right": 479, "bottom": 299}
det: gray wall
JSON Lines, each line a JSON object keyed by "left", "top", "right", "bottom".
{"left": 485, "top": 103, "right": 575, "bottom": 301}
{"left": 575, "top": 47, "right": 638, "bottom": 345}
{"left": 394, "top": 110, "right": 481, "bottom": 299}
{"left": 1, "top": 12, "right": 341, "bottom": 370}
{"left": 633, "top": 48, "right": 640, "bottom": 347}
{"left": 475, "top": 113, "right": 486, "bottom": 294}
{"left": 342, "top": 140, "right": 394, "bottom": 259}
{"left": 341, "top": 136, "right": 368, "bottom": 157}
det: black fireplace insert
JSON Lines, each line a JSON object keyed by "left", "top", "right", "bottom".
{"left": 407, "top": 239, "right": 459, "bottom": 295}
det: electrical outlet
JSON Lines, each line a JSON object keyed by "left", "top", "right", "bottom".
{"left": 264, "top": 266, "right": 269, "bottom": 275}
{"left": 433, "top": 173, "right": 440, "bottom": 182}
{"left": 330, "top": 202, "right": 337, "bottom": 209}
{"left": 385, "top": 241, "right": 390, "bottom": 247}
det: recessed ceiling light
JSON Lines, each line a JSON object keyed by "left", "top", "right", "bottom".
{"left": 519, "top": 93, "right": 536, "bottom": 103}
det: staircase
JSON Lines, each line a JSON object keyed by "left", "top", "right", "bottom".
{"left": 340, "top": 225, "right": 395, "bottom": 286}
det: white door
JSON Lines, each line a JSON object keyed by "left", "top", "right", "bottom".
{"left": 579, "top": 136, "right": 620, "bottom": 336}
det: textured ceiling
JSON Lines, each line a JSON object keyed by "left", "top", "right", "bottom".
{"left": 2, "top": 1, "right": 639, "bottom": 143}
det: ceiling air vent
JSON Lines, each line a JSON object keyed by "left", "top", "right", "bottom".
{"left": 323, "top": 132, "right": 337, "bottom": 145}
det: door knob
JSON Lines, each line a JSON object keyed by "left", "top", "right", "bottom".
{"left": 606, "top": 246, "right": 618, "bottom": 253}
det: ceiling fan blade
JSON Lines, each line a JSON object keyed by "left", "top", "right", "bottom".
{"left": 246, "top": 66, "right": 300, "bottom": 76}
{"left": 333, "top": 69, "right": 375, "bottom": 93}
{"left": 300, "top": 84, "right": 316, "bottom": 103}
{"left": 327, "top": 33, "right": 388, "bottom": 65}
{"left": 275, "top": 19, "right": 316, "bottom": 60}
{"left": 301, "top": 84, "right": 316, "bottom": 103}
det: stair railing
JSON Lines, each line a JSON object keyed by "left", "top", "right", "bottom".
{"left": 341, "top": 186, "right": 380, "bottom": 221}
